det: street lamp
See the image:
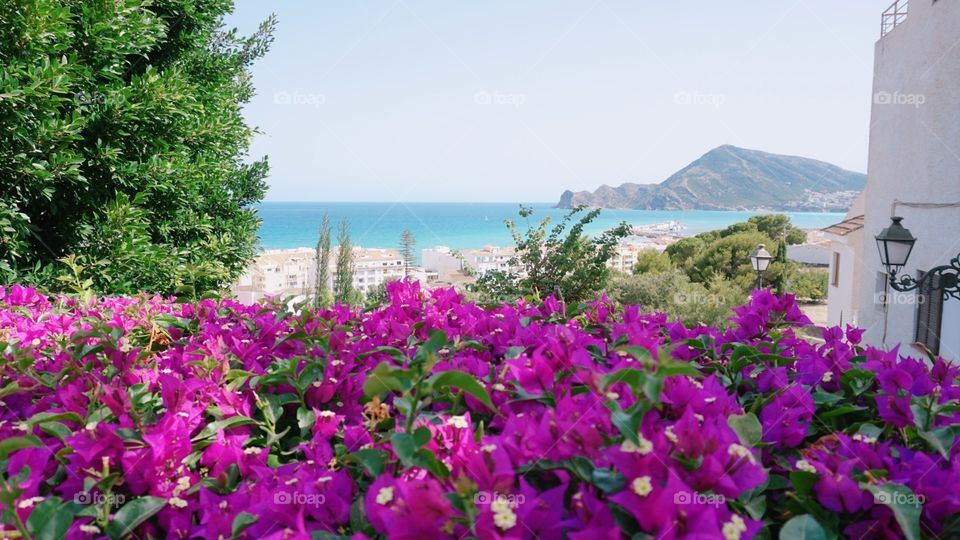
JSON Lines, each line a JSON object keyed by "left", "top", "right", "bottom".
{"left": 750, "top": 243, "right": 773, "bottom": 289}
{"left": 876, "top": 216, "right": 960, "bottom": 300}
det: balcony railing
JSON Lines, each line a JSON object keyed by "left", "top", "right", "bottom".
{"left": 881, "top": 0, "right": 909, "bottom": 38}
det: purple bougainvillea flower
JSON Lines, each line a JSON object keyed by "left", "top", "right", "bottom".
{"left": 760, "top": 385, "right": 814, "bottom": 448}
{"left": 1, "top": 279, "right": 957, "bottom": 539}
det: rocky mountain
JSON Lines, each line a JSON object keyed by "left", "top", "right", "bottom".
{"left": 556, "top": 145, "right": 866, "bottom": 211}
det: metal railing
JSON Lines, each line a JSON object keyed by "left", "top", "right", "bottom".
{"left": 881, "top": 0, "right": 909, "bottom": 38}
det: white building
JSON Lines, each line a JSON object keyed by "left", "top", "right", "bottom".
{"left": 233, "top": 248, "right": 315, "bottom": 303}
{"left": 233, "top": 246, "right": 410, "bottom": 302}
{"left": 825, "top": 0, "right": 960, "bottom": 357}
{"left": 606, "top": 243, "right": 652, "bottom": 273}
{"left": 823, "top": 197, "right": 865, "bottom": 328}
{"left": 347, "top": 247, "right": 406, "bottom": 295}
{"left": 421, "top": 246, "right": 518, "bottom": 280}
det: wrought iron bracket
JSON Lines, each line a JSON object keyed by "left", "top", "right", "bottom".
{"left": 888, "top": 255, "right": 960, "bottom": 301}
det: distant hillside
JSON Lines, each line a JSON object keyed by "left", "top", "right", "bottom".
{"left": 556, "top": 145, "right": 866, "bottom": 212}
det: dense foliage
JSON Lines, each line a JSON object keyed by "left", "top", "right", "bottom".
{"left": 2, "top": 281, "right": 958, "bottom": 539}
{"left": 472, "top": 206, "right": 630, "bottom": 304}
{"left": 666, "top": 215, "right": 808, "bottom": 293}
{"left": 606, "top": 270, "right": 746, "bottom": 328}
{"left": 0, "top": 0, "right": 272, "bottom": 295}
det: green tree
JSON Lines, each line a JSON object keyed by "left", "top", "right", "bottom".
{"left": 791, "top": 268, "right": 828, "bottom": 302}
{"left": 334, "top": 219, "right": 357, "bottom": 304}
{"left": 0, "top": 0, "right": 274, "bottom": 295}
{"left": 364, "top": 281, "right": 391, "bottom": 308}
{"left": 314, "top": 211, "right": 333, "bottom": 308}
{"left": 665, "top": 236, "right": 706, "bottom": 272}
{"left": 746, "top": 214, "right": 807, "bottom": 245}
{"left": 771, "top": 239, "right": 789, "bottom": 294}
{"left": 399, "top": 229, "right": 416, "bottom": 278}
{"left": 472, "top": 206, "right": 630, "bottom": 303}
{"left": 687, "top": 231, "right": 771, "bottom": 287}
{"left": 606, "top": 270, "right": 746, "bottom": 328}
{"left": 633, "top": 248, "right": 674, "bottom": 274}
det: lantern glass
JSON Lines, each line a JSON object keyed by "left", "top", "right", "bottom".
{"left": 875, "top": 217, "right": 916, "bottom": 271}
{"left": 750, "top": 244, "right": 773, "bottom": 273}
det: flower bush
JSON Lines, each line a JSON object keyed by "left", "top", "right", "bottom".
{"left": 1, "top": 281, "right": 958, "bottom": 539}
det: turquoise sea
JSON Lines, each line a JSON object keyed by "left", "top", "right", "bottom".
{"left": 256, "top": 202, "right": 845, "bottom": 251}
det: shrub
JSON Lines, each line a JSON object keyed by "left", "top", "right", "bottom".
{"left": 0, "top": 282, "right": 957, "bottom": 539}
{"left": 791, "top": 268, "right": 829, "bottom": 303}
{"left": 0, "top": 1, "right": 273, "bottom": 295}
{"left": 607, "top": 270, "right": 746, "bottom": 327}
{"left": 632, "top": 249, "right": 674, "bottom": 274}
{"left": 472, "top": 206, "right": 630, "bottom": 303}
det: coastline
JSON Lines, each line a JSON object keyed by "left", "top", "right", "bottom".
{"left": 255, "top": 202, "right": 845, "bottom": 252}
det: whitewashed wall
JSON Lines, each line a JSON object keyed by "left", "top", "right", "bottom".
{"left": 857, "top": 0, "right": 960, "bottom": 357}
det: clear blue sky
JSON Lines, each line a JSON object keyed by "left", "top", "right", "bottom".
{"left": 226, "top": 0, "right": 888, "bottom": 203}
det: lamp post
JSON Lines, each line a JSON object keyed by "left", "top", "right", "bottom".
{"left": 876, "top": 216, "right": 960, "bottom": 300}
{"left": 750, "top": 244, "right": 773, "bottom": 290}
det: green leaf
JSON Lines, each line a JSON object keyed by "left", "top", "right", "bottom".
{"left": 231, "top": 512, "right": 258, "bottom": 538}
{"left": 600, "top": 368, "right": 646, "bottom": 395}
{"left": 412, "top": 426, "right": 432, "bottom": 447}
{"left": 39, "top": 421, "right": 73, "bottom": 442}
{"left": 428, "top": 370, "right": 495, "bottom": 411}
{"left": 191, "top": 416, "right": 257, "bottom": 442}
{"left": 106, "top": 496, "right": 167, "bottom": 540}
{"left": 362, "top": 362, "right": 412, "bottom": 397}
{"left": 779, "top": 515, "right": 828, "bottom": 540}
{"left": 790, "top": 471, "right": 819, "bottom": 497}
{"left": 413, "top": 330, "right": 448, "bottom": 365}
{"left": 505, "top": 346, "right": 526, "bottom": 359}
{"left": 591, "top": 468, "right": 625, "bottom": 494}
{"left": 27, "top": 497, "right": 69, "bottom": 538}
{"left": 606, "top": 400, "right": 648, "bottom": 446}
{"left": 0, "top": 435, "right": 43, "bottom": 460}
{"left": 840, "top": 368, "right": 875, "bottom": 396}
{"left": 812, "top": 391, "right": 843, "bottom": 406}
{"left": 351, "top": 448, "right": 387, "bottom": 477}
{"left": 0, "top": 381, "right": 24, "bottom": 399}
{"left": 858, "top": 423, "right": 883, "bottom": 440}
{"left": 919, "top": 425, "right": 960, "bottom": 459}
{"left": 655, "top": 359, "right": 699, "bottom": 378}
{"left": 728, "top": 413, "right": 762, "bottom": 447}
{"left": 818, "top": 405, "right": 867, "bottom": 419}
{"left": 391, "top": 432, "right": 419, "bottom": 467}
{"left": 863, "top": 483, "right": 922, "bottom": 540}
{"left": 614, "top": 346, "right": 654, "bottom": 367}
{"left": 297, "top": 408, "right": 316, "bottom": 433}
{"left": 412, "top": 448, "right": 450, "bottom": 479}
{"left": 26, "top": 411, "right": 84, "bottom": 427}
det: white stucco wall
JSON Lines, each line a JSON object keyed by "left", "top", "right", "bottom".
{"left": 857, "top": 0, "right": 960, "bottom": 358}
{"left": 827, "top": 228, "right": 864, "bottom": 328}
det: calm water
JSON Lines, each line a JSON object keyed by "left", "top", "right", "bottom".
{"left": 256, "top": 202, "right": 845, "bottom": 251}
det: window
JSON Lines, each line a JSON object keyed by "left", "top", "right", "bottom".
{"left": 915, "top": 270, "right": 944, "bottom": 355}
{"left": 831, "top": 252, "right": 841, "bottom": 287}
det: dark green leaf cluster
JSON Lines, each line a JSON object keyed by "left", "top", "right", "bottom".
{"left": 0, "top": 0, "right": 274, "bottom": 296}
